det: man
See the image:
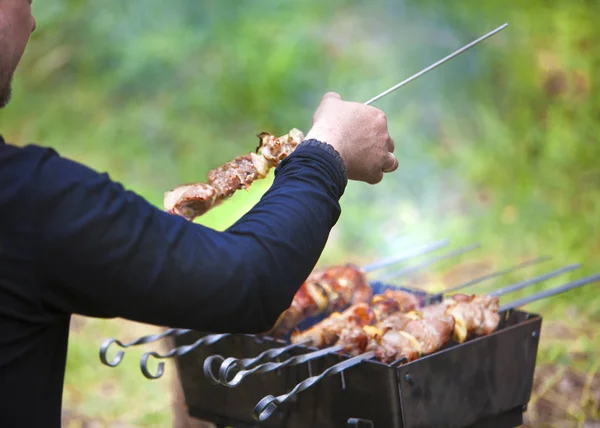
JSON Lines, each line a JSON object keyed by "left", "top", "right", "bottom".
{"left": 0, "top": 0, "right": 398, "bottom": 427}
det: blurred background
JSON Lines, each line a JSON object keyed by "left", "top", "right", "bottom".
{"left": 1, "top": 0, "right": 598, "bottom": 426}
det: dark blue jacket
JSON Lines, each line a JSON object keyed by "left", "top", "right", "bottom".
{"left": 0, "top": 135, "right": 346, "bottom": 427}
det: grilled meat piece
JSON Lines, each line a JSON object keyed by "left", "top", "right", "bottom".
{"left": 414, "top": 293, "right": 500, "bottom": 343}
{"left": 335, "top": 324, "right": 375, "bottom": 356}
{"left": 372, "top": 289, "right": 421, "bottom": 316}
{"left": 370, "top": 329, "right": 421, "bottom": 363}
{"left": 402, "top": 314, "right": 455, "bottom": 355}
{"left": 162, "top": 183, "right": 218, "bottom": 221}
{"left": 378, "top": 311, "right": 421, "bottom": 332}
{"left": 445, "top": 294, "right": 500, "bottom": 343}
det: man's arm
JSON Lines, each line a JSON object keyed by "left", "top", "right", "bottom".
{"left": 33, "top": 140, "right": 346, "bottom": 334}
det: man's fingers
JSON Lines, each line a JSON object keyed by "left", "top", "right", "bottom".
{"left": 382, "top": 152, "right": 398, "bottom": 173}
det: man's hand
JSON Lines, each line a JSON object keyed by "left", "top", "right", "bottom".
{"left": 305, "top": 92, "right": 398, "bottom": 184}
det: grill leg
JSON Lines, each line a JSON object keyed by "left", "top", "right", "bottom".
{"left": 347, "top": 418, "right": 374, "bottom": 428}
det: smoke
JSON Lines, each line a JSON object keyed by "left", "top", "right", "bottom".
{"left": 313, "top": 1, "right": 491, "bottom": 270}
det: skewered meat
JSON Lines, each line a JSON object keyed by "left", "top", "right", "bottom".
{"left": 288, "top": 288, "right": 423, "bottom": 346}
{"left": 290, "top": 303, "right": 376, "bottom": 348}
{"left": 268, "top": 264, "right": 373, "bottom": 338}
{"left": 164, "top": 129, "right": 304, "bottom": 220}
{"left": 332, "top": 311, "right": 455, "bottom": 363}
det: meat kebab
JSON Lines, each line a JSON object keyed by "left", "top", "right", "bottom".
{"left": 164, "top": 128, "right": 304, "bottom": 220}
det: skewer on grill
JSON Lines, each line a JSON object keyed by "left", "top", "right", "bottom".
{"left": 213, "top": 343, "right": 347, "bottom": 388}
{"left": 98, "top": 241, "right": 446, "bottom": 369}
{"left": 251, "top": 271, "right": 600, "bottom": 422}
{"left": 376, "top": 242, "right": 481, "bottom": 282}
{"left": 213, "top": 303, "right": 379, "bottom": 386}
{"left": 212, "top": 263, "right": 578, "bottom": 387}
{"left": 201, "top": 258, "right": 557, "bottom": 384}
{"left": 203, "top": 338, "right": 312, "bottom": 385}
{"left": 431, "top": 255, "right": 552, "bottom": 298}
{"left": 254, "top": 351, "right": 377, "bottom": 423}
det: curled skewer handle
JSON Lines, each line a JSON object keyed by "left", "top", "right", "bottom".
{"left": 99, "top": 338, "right": 126, "bottom": 367}
{"left": 212, "top": 339, "right": 312, "bottom": 386}
{"left": 140, "top": 351, "right": 166, "bottom": 379}
{"left": 140, "top": 333, "right": 229, "bottom": 379}
{"left": 222, "top": 345, "right": 343, "bottom": 388}
{"left": 99, "top": 328, "right": 191, "bottom": 367}
{"left": 219, "top": 357, "right": 247, "bottom": 385}
{"left": 252, "top": 351, "right": 376, "bottom": 422}
{"left": 203, "top": 355, "right": 226, "bottom": 384}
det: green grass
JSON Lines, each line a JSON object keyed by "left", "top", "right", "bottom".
{"left": 1, "top": 0, "right": 598, "bottom": 425}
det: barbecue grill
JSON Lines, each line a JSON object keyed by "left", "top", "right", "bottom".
{"left": 98, "top": 244, "right": 600, "bottom": 428}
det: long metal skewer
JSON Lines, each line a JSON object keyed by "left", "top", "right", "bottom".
{"left": 99, "top": 328, "right": 192, "bottom": 367}
{"left": 500, "top": 272, "right": 600, "bottom": 312}
{"left": 364, "top": 23, "right": 509, "bottom": 105}
{"left": 437, "top": 255, "right": 552, "bottom": 296}
{"left": 139, "top": 333, "right": 230, "bottom": 379}
{"left": 203, "top": 338, "right": 312, "bottom": 384}
{"left": 252, "top": 351, "right": 376, "bottom": 422}
{"left": 217, "top": 344, "right": 345, "bottom": 387}
{"left": 361, "top": 239, "right": 448, "bottom": 272}
{"left": 377, "top": 243, "right": 480, "bottom": 282}
{"left": 489, "top": 264, "right": 581, "bottom": 297}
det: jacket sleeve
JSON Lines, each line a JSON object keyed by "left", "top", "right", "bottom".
{"left": 33, "top": 140, "right": 347, "bottom": 333}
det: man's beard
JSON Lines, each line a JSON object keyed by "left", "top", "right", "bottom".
{"left": 0, "top": 59, "right": 14, "bottom": 110}
{"left": 0, "top": 80, "right": 11, "bottom": 109}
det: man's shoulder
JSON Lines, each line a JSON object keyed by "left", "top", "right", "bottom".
{"left": 0, "top": 137, "right": 59, "bottom": 164}
{"left": 0, "top": 138, "right": 106, "bottom": 184}
{"left": 0, "top": 138, "right": 123, "bottom": 214}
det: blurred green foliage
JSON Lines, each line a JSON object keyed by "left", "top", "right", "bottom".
{"left": 1, "top": 0, "right": 598, "bottom": 425}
